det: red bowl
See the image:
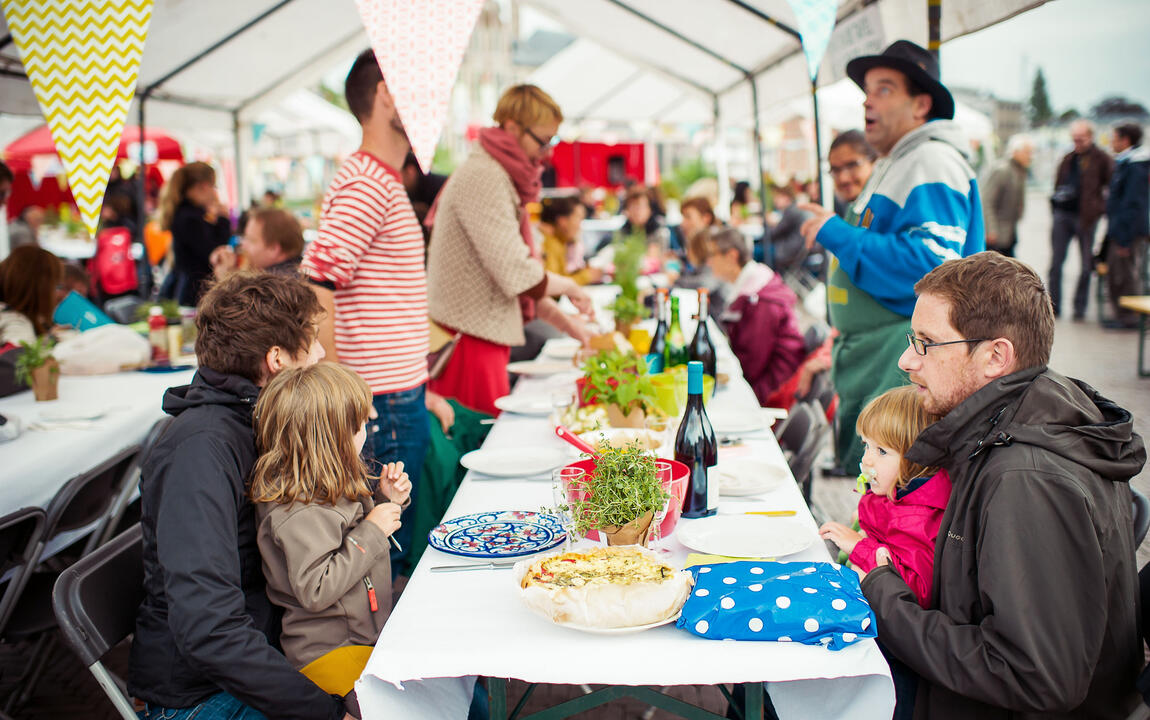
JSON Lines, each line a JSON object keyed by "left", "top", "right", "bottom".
{"left": 560, "top": 457, "right": 689, "bottom": 541}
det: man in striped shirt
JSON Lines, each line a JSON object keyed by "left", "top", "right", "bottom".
{"left": 303, "top": 50, "right": 447, "bottom": 574}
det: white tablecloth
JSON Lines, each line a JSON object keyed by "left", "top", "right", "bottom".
{"left": 0, "top": 368, "right": 195, "bottom": 512}
{"left": 359, "top": 334, "right": 894, "bottom": 719}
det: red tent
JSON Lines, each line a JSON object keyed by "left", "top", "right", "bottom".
{"left": 2, "top": 125, "right": 183, "bottom": 220}
{"left": 3, "top": 124, "right": 184, "bottom": 172}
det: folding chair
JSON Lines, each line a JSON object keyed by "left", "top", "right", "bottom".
{"left": 775, "top": 401, "right": 831, "bottom": 504}
{"left": 2, "top": 446, "right": 137, "bottom": 712}
{"left": 88, "top": 416, "right": 172, "bottom": 552}
{"left": 1133, "top": 488, "right": 1150, "bottom": 548}
{"left": 0, "top": 508, "right": 46, "bottom": 720}
{"left": 52, "top": 524, "right": 143, "bottom": 720}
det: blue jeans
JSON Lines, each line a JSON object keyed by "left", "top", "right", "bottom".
{"left": 370, "top": 384, "right": 430, "bottom": 576}
{"left": 139, "top": 692, "right": 266, "bottom": 720}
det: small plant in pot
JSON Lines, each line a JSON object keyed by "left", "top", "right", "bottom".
{"left": 568, "top": 442, "right": 669, "bottom": 547}
{"left": 578, "top": 349, "right": 658, "bottom": 428}
{"left": 15, "top": 337, "right": 59, "bottom": 402}
{"left": 606, "top": 232, "right": 648, "bottom": 334}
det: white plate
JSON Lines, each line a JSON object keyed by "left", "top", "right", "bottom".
{"left": 717, "top": 458, "right": 789, "bottom": 496}
{"left": 493, "top": 395, "right": 555, "bottom": 416}
{"left": 38, "top": 404, "right": 107, "bottom": 422}
{"left": 711, "top": 411, "right": 764, "bottom": 435}
{"left": 459, "top": 447, "right": 570, "bottom": 477}
{"left": 676, "top": 515, "right": 813, "bottom": 558}
{"left": 556, "top": 611, "right": 681, "bottom": 635}
{"left": 506, "top": 360, "right": 576, "bottom": 376}
{"left": 543, "top": 338, "right": 583, "bottom": 360}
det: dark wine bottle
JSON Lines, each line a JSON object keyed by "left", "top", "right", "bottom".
{"left": 688, "top": 288, "right": 718, "bottom": 386}
{"left": 665, "top": 295, "right": 689, "bottom": 368}
{"left": 646, "top": 288, "right": 668, "bottom": 373}
{"left": 676, "top": 361, "right": 718, "bottom": 518}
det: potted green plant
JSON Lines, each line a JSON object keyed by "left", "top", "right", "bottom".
{"left": 569, "top": 442, "right": 669, "bottom": 547}
{"left": 578, "top": 349, "right": 658, "bottom": 428}
{"left": 606, "top": 232, "right": 648, "bottom": 335}
{"left": 15, "top": 337, "right": 59, "bottom": 401}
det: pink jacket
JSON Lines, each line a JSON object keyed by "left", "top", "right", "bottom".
{"left": 849, "top": 468, "right": 951, "bottom": 608}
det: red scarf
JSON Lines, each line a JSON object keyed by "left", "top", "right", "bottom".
{"left": 477, "top": 126, "right": 542, "bottom": 259}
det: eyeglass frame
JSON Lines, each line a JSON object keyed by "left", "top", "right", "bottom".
{"left": 906, "top": 332, "right": 991, "bottom": 356}
{"left": 523, "top": 127, "right": 559, "bottom": 149}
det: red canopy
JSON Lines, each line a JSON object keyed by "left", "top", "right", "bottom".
{"left": 3, "top": 124, "right": 184, "bottom": 172}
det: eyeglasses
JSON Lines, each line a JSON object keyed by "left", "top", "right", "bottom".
{"left": 524, "top": 127, "right": 558, "bottom": 149}
{"left": 906, "top": 333, "right": 990, "bottom": 356}
{"left": 829, "top": 160, "right": 862, "bottom": 177}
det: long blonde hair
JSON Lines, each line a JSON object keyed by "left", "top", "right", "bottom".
{"left": 856, "top": 385, "right": 940, "bottom": 491}
{"left": 160, "top": 161, "right": 216, "bottom": 231}
{"left": 250, "top": 363, "right": 375, "bottom": 505}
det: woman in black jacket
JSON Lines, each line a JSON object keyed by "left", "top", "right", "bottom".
{"left": 159, "top": 162, "right": 231, "bottom": 306}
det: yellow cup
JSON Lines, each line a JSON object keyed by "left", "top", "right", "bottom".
{"left": 629, "top": 328, "right": 652, "bottom": 355}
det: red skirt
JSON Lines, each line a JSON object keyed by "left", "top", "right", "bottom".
{"left": 429, "top": 332, "right": 509, "bottom": 417}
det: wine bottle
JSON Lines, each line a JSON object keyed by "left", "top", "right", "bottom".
{"left": 646, "top": 288, "right": 668, "bottom": 373}
{"left": 676, "top": 361, "right": 718, "bottom": 518}
{"left": 688, "top": 288, "right": 718, "bottom": 385}
{"left": 666, "top": 295, "right": 688, "bottom": 368}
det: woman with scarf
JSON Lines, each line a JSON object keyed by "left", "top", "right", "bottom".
{"left": 426, "top": 85, "right": 593, "bottom": 416}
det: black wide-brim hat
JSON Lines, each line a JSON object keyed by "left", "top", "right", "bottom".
{"left": 846, "top": 40, "right": 955, "bottom": 121}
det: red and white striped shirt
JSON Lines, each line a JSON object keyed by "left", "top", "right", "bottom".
{"left": 302, "top": 151, "right": 428, "bottom": 395}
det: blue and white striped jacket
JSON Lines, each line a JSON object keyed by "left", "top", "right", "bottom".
{"left": 817, "top": 120, "right": 985, "bottom": 317}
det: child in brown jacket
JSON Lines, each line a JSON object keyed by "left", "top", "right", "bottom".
{"left": 251, "top": 362, "right": 410, "bottom": 696}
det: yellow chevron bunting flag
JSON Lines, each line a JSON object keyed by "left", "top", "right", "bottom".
{"left": 2, "top": 0, "right": 154, "bottom": 238}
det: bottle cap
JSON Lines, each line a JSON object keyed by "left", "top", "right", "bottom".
{"left": 687, "top": 360, "right": 703, "bottom": 394}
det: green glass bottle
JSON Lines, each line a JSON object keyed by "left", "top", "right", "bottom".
{"left": 665, "top": 295, "right": 689, "bottom": 368}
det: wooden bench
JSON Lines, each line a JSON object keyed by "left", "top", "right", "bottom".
{"left": 1118, "top": 295, "right": 1150, "bottom": 376}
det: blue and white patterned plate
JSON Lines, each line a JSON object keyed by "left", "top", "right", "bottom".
{"left": 428, "top": 510, "right": 566, "bottom": 559}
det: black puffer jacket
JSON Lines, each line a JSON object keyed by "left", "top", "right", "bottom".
{"left": 863, "top": 367, "right": 1145, "bottom": 719}
{"left": 128, "top": 368, "right": 345, "bottom": 719}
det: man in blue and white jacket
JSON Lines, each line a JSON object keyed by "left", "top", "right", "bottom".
{"left": 800, "top": 39, "right": 984, "bottom": 479}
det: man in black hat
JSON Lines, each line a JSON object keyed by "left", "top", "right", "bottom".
{"left": 798, "top": 39, "right": 985, "bottom": 480}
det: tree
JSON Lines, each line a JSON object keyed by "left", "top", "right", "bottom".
{"left": 1090, "top": 96, "right": 1150, "bottom": 119}
{"left": 1028, "top": 68, "right": 1054, "bottom": 128}
{"left": 1059, "top": 108, "right": 1081, "bottom": 123}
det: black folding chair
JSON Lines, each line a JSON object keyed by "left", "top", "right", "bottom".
{"left": 1133, "top": 488, "right": 1150, "bottom": 548}
{"left": 53, "top": 524, "right": 143, "bottom": 720}
{"left": 775, "top": 401, "right": 831, "bottom": 504}
{"left": 2, "top": 446, "right": 137, "bottom": 712}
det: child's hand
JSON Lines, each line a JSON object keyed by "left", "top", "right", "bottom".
{"left": 819, "top": 521, "right": 863, "bottom": 554}
{"left": 379, "top": 461, "right": 411, "bottom": 506}
{"left": 365, "top": 502, "right": 402, "bottom": 537}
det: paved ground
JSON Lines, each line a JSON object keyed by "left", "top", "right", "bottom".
{"left": 7, "top": 190, "right": 1148, "bottom": 719}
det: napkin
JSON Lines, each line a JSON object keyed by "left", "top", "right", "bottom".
{"left": 676, "top": 560, "right": 877, "bottom": 650}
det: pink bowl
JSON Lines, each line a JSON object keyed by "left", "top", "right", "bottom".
{"left": 560, "top": 458, "right": 689, "bottom": 541}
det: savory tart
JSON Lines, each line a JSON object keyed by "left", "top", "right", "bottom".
{"left": 517, "top": 546, "right": 693, "bottom": 629}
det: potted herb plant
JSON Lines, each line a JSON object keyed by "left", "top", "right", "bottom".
{"left": 578, "top": 349, "right": 658, "bottom": 428}
{"left": 15, "top": 337, "right": 59, "bottom": 401}
{"left": 569, "top": 442, "right": 669, "bottom": 547}
{"left": 606, "top": 232, "right": 648, "bottom": 335}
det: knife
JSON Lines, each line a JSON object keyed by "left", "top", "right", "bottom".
{"left": 430, "top": 561, "right": 520, "bottom": 573}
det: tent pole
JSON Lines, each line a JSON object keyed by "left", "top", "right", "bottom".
{"left": 233, "top": 111, "right": 243, "bottom": 217}
{"left": 928, "top": 0, "right": 942, "bottom": 61}
{"left": 714, "top": 95, "right": 730, "bottom": 223}
{"left": 749, "top": 77, "right": 769, "bottom": 261}
{"left": 811, "top": 75, "right": 825, "bottom": 207}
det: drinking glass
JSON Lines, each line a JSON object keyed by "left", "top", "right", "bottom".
{"left": 550, "top": 389, "right": 576, "bottom": 426}
{"left": 551, "top": 466, "right": 585, "bottom": 549}
{"left": 644, "top": 413, "right": 673, "bottom": 459}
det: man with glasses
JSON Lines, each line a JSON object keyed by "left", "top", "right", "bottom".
{"left": 798, "top": 40, "right": 985, "bottom": 477}
{"left": 862, "top": 251, "right": 1143, "bottom": 719}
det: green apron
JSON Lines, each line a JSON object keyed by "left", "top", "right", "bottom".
{"left": 827, "top": 258, "right": 912, "bottom": 477}
{"left": 407, "top": 400, "right": 493, "bottom": 572}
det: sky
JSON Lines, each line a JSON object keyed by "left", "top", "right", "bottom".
{"left": 936, "top": 0, "right": 1150, "bottom": 112}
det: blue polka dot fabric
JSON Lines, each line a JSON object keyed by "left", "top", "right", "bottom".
{"left": 675, "top": 561, "right": 877, "bottom": 650}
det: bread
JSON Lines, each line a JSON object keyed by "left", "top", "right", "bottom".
{"left": 516, "top": 547, "right": 692, "bottom": 628}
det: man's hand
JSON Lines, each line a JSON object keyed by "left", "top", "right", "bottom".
{"left": 426, "top": 390, "right": 455, "bottom": 435}
{"left": 798, "top": 202, "right": 835, "bottom": 249}
{"left": 210, "top": 245, "right": 237, "bottom": 277}
{"left": 819, "top": 521, "right": 863, "bottom": 555}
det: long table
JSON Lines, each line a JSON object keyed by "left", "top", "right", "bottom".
{"left": 357, "top": 322, "right": 894, "bottom": 720}
{"left": 0, "top": 368, "right": 195, "bottom": 513}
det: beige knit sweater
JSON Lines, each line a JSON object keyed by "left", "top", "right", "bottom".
{"left": 427, "top": 146, "right": 545, "bottom": 347}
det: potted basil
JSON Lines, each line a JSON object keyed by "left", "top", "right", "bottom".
{"left": 15, "top": 337, "right": 59, "bottom": 401}
{"left": 578, "top": 349, "right": 658, "bottom": 428}
{"left": 606, "top": 232, "right": 648, "bottom": 335}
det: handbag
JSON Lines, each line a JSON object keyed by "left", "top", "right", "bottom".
{"left": 427, "top": 320, "right": 461, "bottom": 380}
